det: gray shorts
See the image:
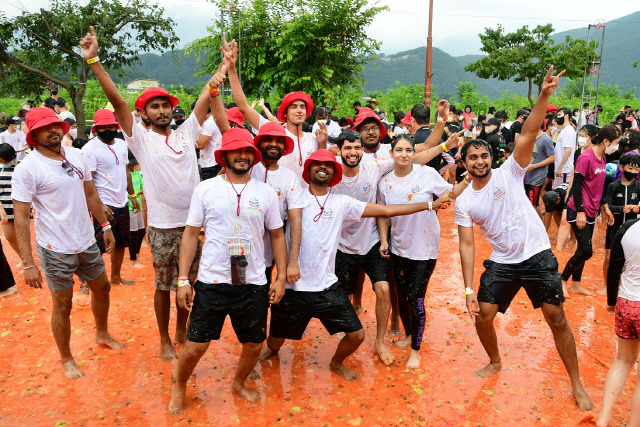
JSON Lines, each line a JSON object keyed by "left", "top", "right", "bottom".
{"left": 37, "top": 243, "right": 105, "bottom": 292}
{"left": 129, "top": 210, "right": 145, "bottom": 232}
{"left": 148, "top": 226, "right": 201, "bottom": 292}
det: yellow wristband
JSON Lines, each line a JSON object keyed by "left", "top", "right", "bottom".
{"left": 465, "top": 287, "right": 474, "bottom": 295}
{"left": 440, "top": 142, "right": 450, "bottom": 152}
{"left": 86, "top": 56, "right": 100, "bottom": 64}
{"left": 128, "top": 193, "right": 137, "bottom": 198}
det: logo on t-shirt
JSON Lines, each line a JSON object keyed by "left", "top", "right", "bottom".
{"left": 494, "top": 186, "right": 506, "bottom": 201}
{"left": 362, "top": 182, "right": 373, "bottom": 195}
{"left": 275, "top": 187, "right": 283, "bottom": 200}
{"left": 321, "top": 208, "right": 334, "bottom": 220}
{"left": 247, "top": 198, "right": 262, "bottom": 212}
{"left": 411, "top": 184, "right": 421, "bottom": 194}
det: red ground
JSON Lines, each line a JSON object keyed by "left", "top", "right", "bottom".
{"left": 0, "top": 207, "right": 632, "bottom": 426}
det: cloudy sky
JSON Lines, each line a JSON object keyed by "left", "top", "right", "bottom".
{"left": 3, "top": 0, "right": 639, "bottom": 56}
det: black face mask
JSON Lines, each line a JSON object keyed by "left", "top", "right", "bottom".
{"left": 51, "top": 90, "right": 58, "bottom": 96}
{"left": 175, "top": 119, "right": 185, "bottom": 126}
{"left": 623, "top": 171, "right": 637, "bottom": 181}
{"left": 556, "top": 116, "right": 565, "bottom": 126}
{"left": 97, "top": 129, "right": 118, "bottom": 142}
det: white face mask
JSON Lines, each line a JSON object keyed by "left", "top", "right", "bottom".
{"left": 577, "top": 136, "right": 588, "bottom": 147}
{"left": 605, "top": 143, "right": 618, "bottom": 155}
{"left": 68, "top": 128, "right": 77, "bottom": 139}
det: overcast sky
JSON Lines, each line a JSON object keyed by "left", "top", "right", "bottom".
{"left": 3, "top": 0, "right": 639, "bottom": 56}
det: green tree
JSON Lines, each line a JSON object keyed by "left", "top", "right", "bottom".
{"left": 186, "top": 0, "right": 387, "bottom": 105}
{"left": 0, "top": 0, "right": 177, "bottom": 134}
{"left": 464, "top": 24, "right": 596, "bottom": 107}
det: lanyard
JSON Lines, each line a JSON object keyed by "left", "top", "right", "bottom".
{"left": 310, "top": 187, "right": 331, "bottom": 222}
{"left": 107, "top": 143, "right": 119, "bottom": 164}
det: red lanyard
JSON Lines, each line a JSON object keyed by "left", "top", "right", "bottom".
{"left": 311, "top": 187, "right": 331, "bottom": 222}
{"left": 227, "top": 171, "right": 252, "bottom": 216}
{"left": 59, "top": 149, "right": 84, "bottom": 179}
{"left": 164, "top": 129, "right": 183, "bottom": 155}
{"left": 296, "top": 127, "right": 303, "bottom": 166}
{"left": 107, "top": 144, "right": 119, "bottom": 164}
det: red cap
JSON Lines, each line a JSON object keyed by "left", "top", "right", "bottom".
{"left": 303, "top": 149, "right": 343, "bottom": 187}
{"left": 226, "top": 107, "right": 245, "bottom": 128}
{"left": 254, "top": 122, "right": 294, "bottom": 156}
{"left": 546, "top": 104, "right": 558, "bottom": 113}
{"left": 214, "top": 128, "right": 262, "bottom": 167}
{"left": 277, "top": 91, "right": 313, "bottom": 122}
{"left": 25, "top": 107, "right": 70, "bottom": 147}
{"left": 401, "top": 111, "right": 412, "bottom": 125}
{"left": 92, "top": 109, "right": 120, "bottom": 133}
{"left": 134, "top": 87, "right": 179, "bottom": 111}
{"left": 353, "top": 110, "right": 387, "bottom": 139}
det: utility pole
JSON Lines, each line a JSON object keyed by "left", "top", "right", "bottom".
{"left": 424, "top": 0, "right": 434, "bottom": 105}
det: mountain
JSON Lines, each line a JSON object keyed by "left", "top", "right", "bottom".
{"left": 110, "top": 50, "right": 209, "bottom": 88}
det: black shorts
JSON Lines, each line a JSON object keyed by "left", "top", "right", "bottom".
{"left": 187, "top": 281, "right": 269, "bottom": 343}
{"left": 201, "top": 165, "right": 222, "bottom": 181}
{"left": 524, "top": 184, "right": 543, "bottom": 207}
{"left": 606, "top": 223, "right": 622, "bottom": 249}
{"left": 269, "top": 282, "right": 363, "bottom": 340}
{"left": 478, "top": 249, "right": 565, "bottom": 313}
{"left": 566, "top": 206, "right": 596, "bottom": 225}
{"left": 94, "top": 205, "right": 130, "bottom": 253}
{"left": 335, "top": 241, "right": 389, "bottom": 295}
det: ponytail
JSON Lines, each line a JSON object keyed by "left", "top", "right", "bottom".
{"left": 592, "top": 124, "right": 620, "bottom": 145}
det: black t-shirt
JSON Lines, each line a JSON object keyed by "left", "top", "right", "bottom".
{"left": 501, "top": 126, "right": 513, "bottom": 144}
{"left": 414, "top": 126, "right": 443, "bottom": 169}
{"left": 510, "top": 120, "right": 523, "bottom": 138}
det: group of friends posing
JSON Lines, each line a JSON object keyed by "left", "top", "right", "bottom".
{"left": 6, "top": 27, "right": 640, "bottom": 424}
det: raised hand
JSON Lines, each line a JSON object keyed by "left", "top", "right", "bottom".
{"left": 221, "top": 34, "right": 238, "bottom": 71}
{"left": 540, "top": 66, "right": 566, "bottom": 97}
{"left": 437, "top": 99, "right": 450, "bottom": 120}
{"left": 445, "top": 129, "right": 465, "bottom": 150}
{"left": 207, "top": 64, "right": 227, "bottom": 90}
{"left": 315, "top": 121, "right": 328, "bottom": 146}
{"left": 79, "top": 26, "right": 99, "bottom": 59}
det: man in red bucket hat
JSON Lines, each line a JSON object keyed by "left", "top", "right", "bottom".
{"left": 11, "top": 107, "right": 123, "bottom": 380}
{"left": 82, "top": 108, "right": 140, "bottom": 288}
{"left": 82, "top": 26, "right": 218, "bottom": 361}
{"left": 221, "top": 39, "right": 328, "bottom": 187}
{"left": 259, "top": 149, "right": 451, "bottom": 381}
{"left": 170, "top": 128, "right": 287, "bottom": 410}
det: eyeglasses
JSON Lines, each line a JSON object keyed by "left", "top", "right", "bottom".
{"left": 361, "top": 125, "right": 380, "bottom": 133}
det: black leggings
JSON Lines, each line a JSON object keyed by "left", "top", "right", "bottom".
{"left": 561, "top": 220, "right": 595, "bottom": 283}
{"left": 391, "top": 254, "right": 436, "bottom": 351}
{"left": 0, "top": 239, "right": 16, "bottom": 292}
{"left": 129, "top": 229, "right": 146, "bottom": 261}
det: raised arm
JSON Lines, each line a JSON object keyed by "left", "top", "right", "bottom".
{"left": 208, "top": 65, "right": 231, "bottom": 135}
{"left": 259, "top": 98, "right": 279, "bottom": 123}
{"left": 80, "top": 26, "right": 133, "bottom": 137}
{"left": 415, "top": 99, "right": 450, "bottom": 153}
{"left": 414, "top": 129, "right": 464, "bottom": 165}
{"left": 513, "top": 66, "right": 565, "bottom": 168}
{"left": 222, "top": 39, "right": 262, "bottom": 130}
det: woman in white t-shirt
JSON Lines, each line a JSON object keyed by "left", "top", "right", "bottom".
{"left": 378, "top": 135, "right": 453, "bottom": 368}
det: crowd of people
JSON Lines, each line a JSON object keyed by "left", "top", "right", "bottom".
{"left": 1, "top": 26, "right": 640, "bottom": 424}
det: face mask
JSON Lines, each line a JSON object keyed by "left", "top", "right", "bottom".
{"left": 97, "top": 129, "right": 118, "bottom": 142}
{"left": 605, "top": 143, "right": 618, "bottom": 155}
{"left": 623, "top": 171, "right": 637, "bottom": 181}
{"left": 556, "top": 116, "right": 565, "bottom": 126}
{"left": 446, "top": 117, "right": 454, "bottom": 123}
{"left": 51, "top": 90, "right": 58, "bottom": 96}
{"left": 68, "top": 128, "right": 77, "bottom": 139}
{"left": 175, "top": 119, "right": 185, "bottom": 126}
{"left": 577, "top": 136, "right": 588, "bottom": 147}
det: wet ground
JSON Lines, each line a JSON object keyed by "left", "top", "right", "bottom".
{"left": 0, "top": 208, "right": 631, "bottom": 426}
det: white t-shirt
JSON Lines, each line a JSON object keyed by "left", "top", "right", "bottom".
{"left": 82, "top": 137, "right": 129, "bottom": 207}
{"left": 200, "top": 116, "right": 222, "bottom": 168}
{"left": 124, "top": 114, "right": 201, "bottom": 228}
{"left": 618, "top": 221, "right": 640, "bottom": 301}
{"left": 250, "top": 162, "right": 306, "bottom": 263}
{"left": 334, "top": 159, "right": 394, "bottom": 254}
{"left": 554, "top": 125, "right": 577, "bottom": 180}
{"left": 186, "top": 176, "right": 283, "bottom": 285}
{"left": 378, "top": 165, "right": 452, "bottom": 260}
{"left": 312, "top": 119, "right": 341, "bottom": 138}
{"left": 362, "top": 143, "right": 392, "bottom": 163}
{"left": 256, "top": 116, "right": 318, "bottom": 188}
{"left": 0, "top": 130, "right": 28, "bottom": 161}
{"left": 11, "top": 148, "right": 95, "bottom": 254}
{"left": 59, "top": 111, "right": 76, "bottom": 121}
{"left": 455, "top": 156, "right": 551, "bottom": 264}
{"left": 291, "top": 191, "right": 366, "bottom": 291}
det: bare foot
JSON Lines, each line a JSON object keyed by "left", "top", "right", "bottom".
{"left": 388, "top": 325, "right": 403, "bottom": 337}
{"left": 231, "top": 381, "right": 260, "bottom": 402}
{"left": 475, "top": 360, "right": 502, "bottom": 378}
{"left": 0, "top": 285, "right": 18, "bottom": 298}
{"left": 78, "top": 282, "right": 89, "bottom": 295}
{"left": 375, "top": 341, "right": 394, "bottom": 366}
{"left": 329, "top": 360, "right": 359, "bottom": 381}
{"left": 571, "top": 284, "right": 594, "bottom": 296}
{"left": 61, "top": 358, "right": 84, "bottom": 380}
{"left": 112, "top": 277, "right": 136, "bottom": 286}
{"left": 561, "top": 281, "right": 569, "bottom": 299}
{"left": 573, "top": 384, "right": 594, "bottom": 411}
{"left": 406, "top": 350, "right": 421, "bottom": 369}
{"left": 130, "top": 262, "right": 146, "bottom": 269}
{"left": 247, "top": 369, "right": 260, "bottom": 381}
{"left": 161, "top": 340, "right": 178, "bottom": 361}
{"left": 96, "top": 333, "right": 125, "bottom": 349}
{"left": 258, "top": 347, "right": 278, "bottom": 363}
{"left": 394, "top": 335, "right": 411, "bottom": 349}
{"left": 596, "top": 286, "right": 607, "bottom": 296}
{"left": 168, "top": 382, "right": 186, "bottom": 414}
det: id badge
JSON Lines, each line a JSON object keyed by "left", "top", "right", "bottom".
{"left": 228, "top": 242, "right": 251, "bottom": 284}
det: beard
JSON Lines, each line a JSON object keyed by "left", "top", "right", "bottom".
{"left": 259, "top": 145, "right": 284, "bottom": 161}
{"left": 37, "top": 131, "right": 63, "bottom": 150}
{"left": 309, "top": 168, "right": 333, "bottom": 185}
{"left": 363, "top": 140, "right": 379, "bottom": 151}
{"left": 147, "top": 114, "right": 171, "bottom": 129}
{"left": 340, "top": 154, "right": 362, "bottom": 169}
{"left": 225, "top": 156, "right": 252, "bottom": 174}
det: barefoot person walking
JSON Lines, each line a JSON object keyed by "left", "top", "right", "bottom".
{"left": 455, "top": 67, "right": 593, "bottom": 410}
{"left": 12, "top": 107, "right": 123, "bottom": 380}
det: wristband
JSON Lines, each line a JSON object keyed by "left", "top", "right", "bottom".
{"left": 100, "top": 221, "right": 110, "bottom": 228}
{"left": 177, "top": 279, "right": 191, "bottom": 288}
{"left": 178, "top": 275, "right": 189, "bottom": 281}
{"left": 440, "top": 142, "right": 450, "bottom": 152}
{"left": 465, "top": 287, "right": 474, "bottom": 295}
{"left": 428, "top": 201, "right": 433, "bottom": 211}
{"left": 86, "top": 56, "right": 100, "bottom": 64}
{"left": 23, "top": 265, "right": 37, "bottom": 270}
{"left": 128, "top": 193, "right": 137, "bottom": 198}
{"left": 463, "top": 176, "right": 472, "bottom": 184}
{"left": 437, "top": 116, "right": 445, "bottom": 124}
{"left": 207, "top": 83, "right": 219, "bottom": 96}
{"left": 102, "top": 224, "right": 112, "bottom": 232}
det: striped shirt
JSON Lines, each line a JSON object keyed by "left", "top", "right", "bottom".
{"left": 0, "top": 164, "right": 15, "bottom": 220}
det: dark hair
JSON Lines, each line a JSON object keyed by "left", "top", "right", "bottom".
{"left": 301, "top": 122, "right": 312, "bottom": 133}
{"left": 478, "top": 114, "right": 486, "bottom": 123}
{"left": 455, "top": 109, "right": 463, "bottom": 116}
{"left": 390, "top": 134, "right": 415, "bottom": 150}
{"left": 560, "top": 107, "right": 572, "bottom": 117}
{"left": 393, "top": 111, "right": 405, "bottom": 125}
{"left": 63, "top": 117, "right": 76, "bottom": 126}
{"left": 0, "top": 143, "right": 17, "bottom": 162}
{"left": 592, "top": 124, "right": 620, "bottom": 145}
{"left": 410, "top": 103, "right": 430, "bottom": 125}
{"left": 264, "top": 102, "right": 271, "bottom": 110}
{"left": 625, "top": 105, "right": 632, "bottom": 110}
{"left": 619, "top": 153, "right": 640, "bottom": 169}
{"left": 460, "top": 139, "right": 492, "bottom": 160}
{"left": 580, "top": 124, "right": 599, "bottom": 140}
{"left": 504, "top": 142, "right": 515, "bottom": 154}
{"left": 72, "top": 137, "right": 87, "bottom": 150}
{"left": 583, "top": 102, "right": 590, "bottom": 108}
{"left": 465, "top": 105, "right": 472, "bottom": 112}
{"left": 488, "top": 106, "right": 496, "bottom": 114}
{"left": 494, "top": 110, "right": 508, "bottom": 121}
{"left": 55, "top": 97, "right": 66, "bottom": 107}
{"left": 339, "top": 117, "right": 349, "bottom": 127}
{"left": 353, "top": 101, "right": 361, "bottom": 108}
{"left": 227, "top": 102, "right": 237, "bottom": 108}
{"left": 336, "top": 129, "right": 363, "bottom": 148}
{"left": 627, "top": 129, "right": 640, "bottom": 151}
{"left": 572, "top": 109, "right": 579, "bottom": 116}
{"left": 316, "top": 107, "right": 327, "bottom": 116}
{"left": 190, "top": 101, "right": 197, "bottom": 112}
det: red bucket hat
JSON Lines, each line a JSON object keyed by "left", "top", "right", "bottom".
{"left": 303, "top": 149, "right": 343, "bottom": 187}
{"left": 401, "top": 111, "right": 412, "bottom": 125}
{"left": 25, "top": 107, "right": 70, "bottom": 147}
{"left": 254, "top": 122, "right": 294, "bottom": 156}
{"left": 214, "top": 128, "right": 262, "bottom": 167}
{"left": 353, "top": 110, "right": 387, "bottom": 139}
{"left": 92, "top": 109, "right": 120, "bottom": 133}
{"left": 546, "top": 104, "right": 558, "bottom": 114}
{"left": 277, "top": 91, "right": 313, "bottom": 122}
{"left": 134, "top": 87, "right": 179, "bottom": 111}
{"left": 226, "top": 107, "right": 245, "bottom": 128}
